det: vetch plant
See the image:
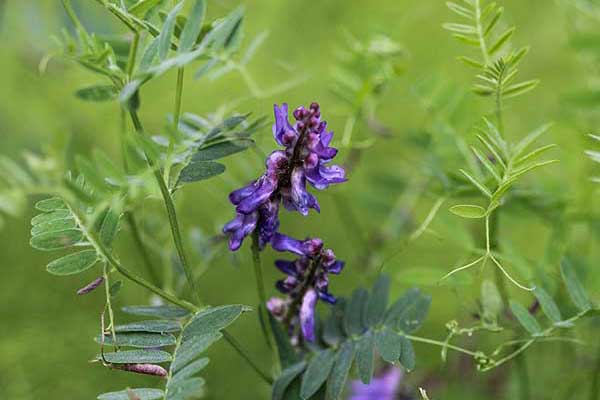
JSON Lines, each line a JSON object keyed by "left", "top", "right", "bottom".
{"left": 2, "top": 1, "right": 599, "bottom": 400}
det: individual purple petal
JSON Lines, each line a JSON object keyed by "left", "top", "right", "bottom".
{"left": 271, "top": 233, "right": 305, "bottom": 255}
{"left": 257, "top": 198, "right": 280, "bottom": 249}
{"left": 306, "top": 163, "right": 346, "bottom": 190}
{"left": 229, "top": 181, "right": 257, "bottom": 205}
{"left": 236, "top": 178, "right": 277, "bottom": 214}
{"left": 272, "top": 233, "right": 323, "bottom": 257}
{"left": 275, "top": 260, "right": 298, "bottom": 276}
{"left": 318, "top": 291, "right": 337, "bottom": 304}
{"left": 300, "top": 288, "right": 318, "bottom": 342}
{"left": 223, "top": 211, "right": 258, "bottom": 251}
{"left": 273, "top": 104, "right": 296, "bottom": 146}
{"left": 327, "top": 260, "right": 345, "bottom": 274}
{"left": 290, "top": 167, "right": 311, "bottom": 215}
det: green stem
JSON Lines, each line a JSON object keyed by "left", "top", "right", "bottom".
{"left": 173, "top": 68, "right": 185, "bottom": 130}
{"left": 222, "top": 331, "right": 273, "bottom": 384}
{"left": 251, "top": 231, "right": 267, "bottom": 308}
{"left": 489, "top": 213, "right": 509, "bottom": 309}
{"left": 120, "top": 39, "right": 163, "bottom": 288}
{"left": 128, "top": 111, "right": 271, "bottom": 384}
{"left": 65, "top": 199, "right": 199, "bottom": 313}
{"left": 61, "top": 0, "right": 84, "bottom": 31}
{"left": 495, "top": 87, "right": 504, "bottom": 134}
{"left": 405, "top": 334, "right": 480, "bottom": 357}
{"left": 129, "top": 110, "right": 201, "bottom": 304}
{"left": 102, "top": 263, "right": 118, "bottom": 347}
{"left": 126, "top": 32, "right": 140, "bottom": 78}
{"left": 251, "top": 231, "right": 274, "bottom": 350}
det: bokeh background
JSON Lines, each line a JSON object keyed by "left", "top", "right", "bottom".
{"left": 1, "top": 1, "right": 599, "bottom": 399}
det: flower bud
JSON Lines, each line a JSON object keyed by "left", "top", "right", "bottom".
{"left": 120, "top": 363, "right": 168, "bottom": 377}
{"left": 77, "top": 276, "right": 104, "bottom": 295}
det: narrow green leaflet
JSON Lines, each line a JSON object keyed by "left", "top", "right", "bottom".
{"left": 30, "top": 229, "right": 84, "bottom": 251}
{"left": 510, "top": 301, "right": 542, "bottom": 336}
{"left": 35, "top": 197, "right": 66, "bottom": 212}
{"left": 114, "top": 320, "right": 181, "bottom": 333}
{"left": 203, "top": 6, "right": 244, "bottom": 51}
{"left": 533, "top": 287, "right": 562, "bottom": 323}
{"left": 192, "top": 139, "right": 253, "bottom": 162}
{"left": 365, "top": 275, "right": 390, "bottom": 327}
{"left": 96, "top": 333, "right": 177, "bottom": 348}
{"left": 355, "top": 331, "right": 375, "bottom": 384}
{"left": 31, "top": 209, "right": 70, "bottom": 225}
{"left": 300, "top": 349, "right": 336, "bottom": 399}
{"left": 75, "top": 85, "right": 118, "bottom": 102}
{"left": 179, "top": 0, "right": 206, "bottom": 53}
{"left": 460, "top": 169, "right": 492, "bottom": 198}
{"left": 165, "top": 378, "right": 205, "bottom": 400}
{"left": 183, "top": 304, "right": 250, "bottom": 339}
{"left": 273, "top": 362, "right": 306, "bottom": 400}
{"left": 326, "top": 341, "right": 355, "bottom": 400}
{"left": 344, "top": 288, "right": 368, "bottom": 336}
{"left": 399, "top": 335, "right": 415, "bottom": 371}
{"left": 375, "top": 328, "right": 402, "bottom": 363}
{"left": 159, "top": 2, "right": 184, "bottom": 60}
{"left": 169, "top": 358, "right": 209, "bottom": 385}
{"left": 46, "top": 249, "right": 98, "bottom": 275}
{"left": 322, "top": 300, "right": 346, "bottom": 347}
{"left": 177, "top": 161, "right": 225, "bottom": 184}
{"left": 560, "top": 258, "right": 591, "bottom": 312}
{"left": 449, "top": 204, "right": 486, "bottom": 219}
{"left": 100, "top": 350, "right": 172, "bottom": 364}
{"left": 169, "top": 333, "right": 222, "bottom": 373}
{"left": 31, "top": 217, "right": 76, "bottom": 236}
{"left": 97, "top": 388, "right": 164, "bottom": 400}
{"left": 393, "top": 292, "right": 431, "bottom": 333}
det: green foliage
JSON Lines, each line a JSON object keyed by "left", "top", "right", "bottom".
{"left": 30, "top": 193, "right": 121, "bottom": 276}
{"left": 444, "top": 0, "right": 538, "bottom": 100}
{"left": 272, "top": 276, "right": 431, "bottom": 400}
{"left": 98, "top": 304, "right": 250, "bottom": 400}
{"left": 455, "top": 119, "right": 558, "bottom": 212}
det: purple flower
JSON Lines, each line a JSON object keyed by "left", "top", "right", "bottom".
{"left": 349, "top": 367, "right": 403, "bottom": 400}
{"left": 266, "top": 234, "right": 344, "bottom": 342}
{"left": 223, "top": 102, "right": 346, "bottom": 251}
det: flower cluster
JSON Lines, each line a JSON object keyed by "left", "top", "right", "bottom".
{"left": 266, "top": 233, "right": 344, "bottom": 342}
{"left": 223, "top": 102, "right": 346, "bottom": 251}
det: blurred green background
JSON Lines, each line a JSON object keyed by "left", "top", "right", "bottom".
{"left": 1, "top": 1, "right": 599, "bottom": 399}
